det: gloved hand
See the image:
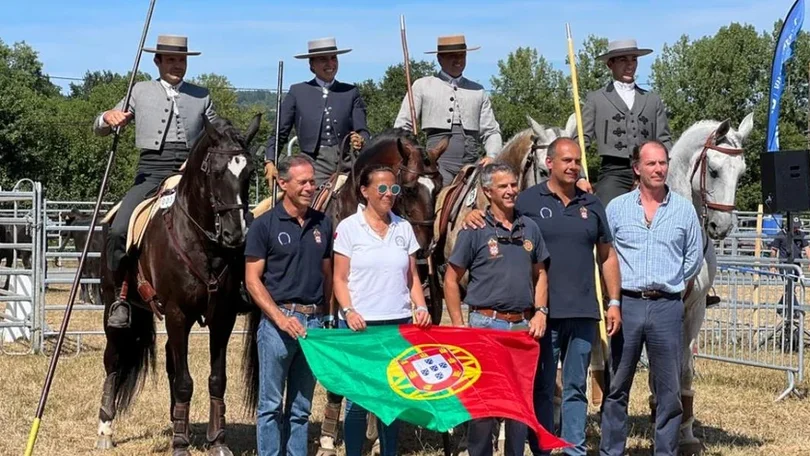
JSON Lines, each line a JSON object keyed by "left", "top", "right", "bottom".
{"left": 264, "top": 161, "right": 278, "bottom": 189}
{"left": 349, "top": 132, "right": 364, "bottom": 151}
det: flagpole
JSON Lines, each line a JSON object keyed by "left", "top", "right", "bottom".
{"left": 565, "top": 23, "right": 610, "bottom": 362}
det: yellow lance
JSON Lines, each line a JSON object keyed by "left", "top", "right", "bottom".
{"left": 565, "top": 23, "right": 609, "bottom": 362}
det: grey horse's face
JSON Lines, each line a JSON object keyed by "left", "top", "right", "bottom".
{"left": 694, "top": 114, "right": 753, "bottom": 240}
{"left": 522, "top": 115, "right": 578, "bottom": 188}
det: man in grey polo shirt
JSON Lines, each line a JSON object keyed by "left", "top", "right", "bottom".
{"left": 445, "top": 163, "right": 549, "bottom": 456}
{"left": 600, "top": 141, "right": 703, "bottom": 456}
{"left": 93, "top": 35, "right": 218, "bottom": 328}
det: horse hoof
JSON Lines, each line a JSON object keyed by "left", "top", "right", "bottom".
{"left": 316, "top": 447, "right": 337, "bottom": 456}
{"left": 207, "top": 445, "right": 234, "bottom": 456}
{"left": 95, "top": 435, "right": 114, "bottom": 450}
{"left": 679, "top": 441, "right": 703, "bottom": 456}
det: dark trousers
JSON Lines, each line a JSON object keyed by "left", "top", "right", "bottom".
{"left": 594, "top": 157, "right": 635, "bottom": 207}
{"left": 426, "top": 126, "right": 480, "bottom": 187}
{"left": 106, "top": 144, "right": 188, "bottom": 272}
{"left": 600, "top": 297, "right": 684, "bottom": 456}
{"left": 528, "top": 331, "right": 555, "bottom": 456}
{"left": 309, "top": 144, "right": 344, "bottom": 188}
{"left": 468, "top": 419, "right": 527, "bottom": 456}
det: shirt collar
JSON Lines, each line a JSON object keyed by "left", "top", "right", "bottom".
{"left": 613, "top": 80, "right": 636, "bottom": 93}
{"left": 536, "top": 180, "right": 587, "bottom": 202}
{"left": 439, "top": 70, "right": 463, "bottom": 86}
{"left": 633, "top": 185, "right": 672, "bottom": 205}
{"left": 356, "top": 204, "right": 397, "bottom": 226}
{"left": 274, "top": 201, "right": 311, "bottom": 221}
{"left": 484, "top": 206, "right": 523, "bottom": 230}
{"left": 315, "top": 77, "right": 335, "bottom": 89}
{"left": 159, "top": 78, "right": 183, "bottom": 92}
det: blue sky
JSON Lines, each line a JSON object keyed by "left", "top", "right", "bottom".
{"left": 0, "top": 0, "right": 790, "bottom": 93}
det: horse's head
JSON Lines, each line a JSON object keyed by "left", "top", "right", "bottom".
{"left": 511, "top": 114, "right": 576, "bottom": 189}
{"left": 183, "top": 114, "right": 261, "bottom": 248}
{"left": 672, "top": 113, "right": 753, "bottom": 240}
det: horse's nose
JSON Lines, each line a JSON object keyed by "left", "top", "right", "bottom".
{"left": 708, "top": 221, "right": 718, "bottom": 236}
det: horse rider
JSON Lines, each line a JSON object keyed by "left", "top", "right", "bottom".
{"left": 93, "top": 35, "right": 218, "bottom": 329}
{"left": 600, "top": 141, "right": 703, "bottom": 456}
{"left": 445, "top": 162, "right": 548, "bottom": 456}
{"left": 462, "top": 139, "right": 622, "bottom": 456}
{"left": 574, "top": 39, "right": 672, "bottom": 205}
{"left": 394, "top": 34, "right": 502, "bottom": 186}
{"left": 264, "top": 37, "right": 370, "bottom": 189}
{"left": 244, "top": 154, "right": 333, "bottom": 456}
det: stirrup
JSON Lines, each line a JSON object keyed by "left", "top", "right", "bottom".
{"left": 107, "top": 287, "right": 131, "bottom": 329}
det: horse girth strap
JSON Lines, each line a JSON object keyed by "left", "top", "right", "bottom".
{"left": 690, "top": 132, "right": 744, "bottom": 214}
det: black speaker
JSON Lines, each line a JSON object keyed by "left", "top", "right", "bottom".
{"left": 760, "top": 150, "right": 810, "bottom": 212}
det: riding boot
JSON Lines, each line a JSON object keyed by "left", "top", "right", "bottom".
{"left": 107, "top": 265, "right": 131, "bottom": 329}
{"left": 706, "top": 295, "right": 721, "bottom": 308}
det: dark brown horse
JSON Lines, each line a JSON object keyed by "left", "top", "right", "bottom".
{"left": 95, "top": 115, "right": 261, "bottom": 456}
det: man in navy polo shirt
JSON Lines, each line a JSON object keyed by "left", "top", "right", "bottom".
{"left": 445, "top": 162, "right": 550, "bottom": 456}
{"left": 245, "top": 154, "right": 333, "bottom": 456}
{"left": 463, "top": 138, "right": 622, "bottom": 456}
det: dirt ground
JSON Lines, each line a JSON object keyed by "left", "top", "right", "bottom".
{"left": 1, "top": 287, "right": 809, "bottom": 455}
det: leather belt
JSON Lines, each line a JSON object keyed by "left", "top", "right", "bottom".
{"left": 470, "top": 308, "right": 532, "bottom": 323}
{"left": 280, "top": 303, "right": 324, "bottom": 315}
{"left": 621, "top": 289, "right": 681, "bottom": 301}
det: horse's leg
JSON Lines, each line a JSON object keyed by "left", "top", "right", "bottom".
{"left": 679, "top": 288, "right": 707, "bottom": 456}
{"left": 166, "top": 340, "right": 176, "bottom": 421}
{"left": 167, "top": 315, "right": 194, "bottom": 456}
{"left": 206, "top": 309, "right": 237, "bottom": 456}
{"left": 95, "top": 341, "right": 120, "bottom": 450}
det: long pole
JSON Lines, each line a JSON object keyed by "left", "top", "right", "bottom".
{"left": 565, "top": 23, "right": 610, "bottom": 362}
{"left": 400, "top": 15, "right": 418, "bottom": 135}
{"left": 271, "top": 60, "right": 284, "bottom": 205}
{"left": 23, "top": 1, "right": 157, "bottom": 454}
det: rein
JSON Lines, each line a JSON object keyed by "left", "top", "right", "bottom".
{"left": 688, "top": 130, "right": 744, "bottom": 218}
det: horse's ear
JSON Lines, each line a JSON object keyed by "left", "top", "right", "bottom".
{"left": 564, "top": 113, "right": 578, "bottom": 138}
{"left": 244, "top": 113, "right": 262, "bottom": 146}
{"left": 203, "top": 115, "right": 222, "bottom": 143}
{"left": 428, "top": 136, "right": 450, "bottom": 165}
{"left": 527, "top": 115, "right": 545, "bottom": 137}
{"left": 396, "top": 138, "right": 409, "bottom": 164}
{"left": 715, "top": 119, "right": 732, "bottom": 139}
{"left": 738, "top": 112, "right": 754, "bottom": 143}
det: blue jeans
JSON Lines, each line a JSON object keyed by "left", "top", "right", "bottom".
{"left": 550, "top": 318, "right": 597, "bottom": 456}
{"left": 529, "top": 326, "right": 555, "bottom": 456}
{"left": 340, "top": 317, "right": 412, "bottom": 456}
{"left": 257, "top": 309, "right": 325, "bottom": 456}
{"left": 467, "top": 311, "right": 530, "bottom": 456}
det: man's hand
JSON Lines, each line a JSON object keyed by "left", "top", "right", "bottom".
{"left": 576, "top": 178, "right": 593, "bottom": 194}
{"left": 528, "top": 312, "right": 547, "bottom": 339}
{"left": 102, "top": 110, "right": 133, "bottom": 128}
{"left": 275, "top": 314, "right": 307, "bottom": 339}
{"left": 345, "top": 310, "right": 367, "bottom": 332}
{"left": 606, "top": 306, "right": 622, "bottom": 337}
{"left": 414, "top": 307, "right": 432, "bottom": 327}
{"left": 350, "top": 132, "right": 365, "bottom": 151}
{"left": 264, "top": 161, "right": 278, "bottom": 189}
{"left": 478, "top": 157, "right": 493, "bottom": 166}
{"left": 461, "top": 209, "right": 486, "bottom": 230}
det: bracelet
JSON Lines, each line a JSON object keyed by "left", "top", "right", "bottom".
{"left": 415, "top": 306, "right": 429, "bottom": 313}
{"left": 608, "top": 299, "right": 621, "bottom": 307}
{"left": 341, "top": 307, "right": 355, "bottom": 317}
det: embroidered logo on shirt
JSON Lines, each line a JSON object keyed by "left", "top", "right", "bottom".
{"left": 278, "top": 232, "right": 291, "bottom": 245}
{"left": 395, "top": 236, "right": 406, "bottom": 247}
{"left": 580, "top": 206, "right": 589, "bottom": 220}
{"left": 487, "top": 237, "right": 499, "bottom": 258}
{"left": 313, "top": 228, "right": 322, "bottom": 244}
{"left": 523, "top": 240, "right": 533, "bottom": 252}
{"left": 539, "top": 207, "right": 553, "bottom": 219}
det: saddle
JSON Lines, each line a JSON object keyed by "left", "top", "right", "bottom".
{"left": 101, "top": 174, "right": 183, "bottom": 251}
{"left": 434, "top": 164, "right": 480, "bottom": 242}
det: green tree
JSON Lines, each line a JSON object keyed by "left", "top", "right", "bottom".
{"left": 357, "top": 60, "right": 436, "bottom": 135}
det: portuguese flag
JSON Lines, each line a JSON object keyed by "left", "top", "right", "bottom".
{"left": 299, "top": 325, "right": 569, "bottom": 450}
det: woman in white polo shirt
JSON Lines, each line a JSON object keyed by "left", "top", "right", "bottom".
{"left": 333, "top": 163, "right": 431, "bottom": 456}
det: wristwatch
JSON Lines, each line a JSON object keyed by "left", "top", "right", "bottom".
{"left": 534, "top": 306, "right": 549, "bottom": 315}
{"left": 608, "top": 299, "right": 621, "bottom": 307}
{"left": 341, "top": 307, "right": 355, "bottom": 317}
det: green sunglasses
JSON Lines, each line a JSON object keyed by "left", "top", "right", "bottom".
{"left": 377, "top": 184, "right": 402, "bottom": 195}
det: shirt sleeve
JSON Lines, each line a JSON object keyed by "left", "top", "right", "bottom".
{"left": 592, "top": 200, "right": 613, "bottom": 244}
{"left": 333, "top": 219, "right": 353, "bottom": 258}
{"left": 769, "top": 236, "right": 783, "bottom": 251}
{"left": 244, "top": 216, "right": 270, "bottom": 259}
{"left": 448, "top": 228, "right": 475, "bottom": 270}
{"left": 403, "top": 223, "right": 420, "bottom": 256}
{"left": 529, "top": 221, "right": 550, "bottom": 264}
{"left": 682, "top": 206, "right": 704, "bottom": 281}
{"left": 323, "top": 217, "right": 334, "bottom": 259}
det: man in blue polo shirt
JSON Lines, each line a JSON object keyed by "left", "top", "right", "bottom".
{"left": 464, "top": 138, "right": 622, "bottom": 455}
{"left": 445, "top": 162, "right": 550, "bottom": 456}
{"left": 245, "top": 154, "right": 333, "bottom": 456}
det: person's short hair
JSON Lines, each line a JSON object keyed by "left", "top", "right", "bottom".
{"left": 277, "top": 154, "right": 315, "bottom": 181}
{"left": 480, "top": 163, "right": 516, "bottom": 189}
{"left": 631, "top": 140, "right": 669, "bottom": 167}
{"left": 356, "top": 164, "right": 396, "bottom": 204}
{"left": 546, "top": 137, "right": 578, "bottom": 159}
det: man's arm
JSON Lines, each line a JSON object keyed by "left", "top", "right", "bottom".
{"left": 94, "top": 94, "right": 134, "bottom": 137}
{"left": 245, "top": 258, "right": 306, "bottom": 338}
{"left": 204, "top": 93, "right": 219, "bottom": 123}
{"left": 393, "top": 80, "right": 422, "bottom": 132}
{"left": 479, "top": 92, "right": 502, "bottom": 158}
{"left": 576, "top": 93, "right": 596, "bottom": 150}
{"left": 265, "top": 89, "right": 298, "bottom": 163}
{"left": 683, "top": 209, "right": 705, "bottom": 281}
{"left": 597, "top": 242, "right": 621, "bottom": 301}
{"left": 352, "top": 89, "right": 371, "bottom": 140}
{"left": 444, "top": 264, "right": 467, "bottom": 327}
{"left": 656, "top": 97, "right": 673, "bottom": 151}
{"left": 321, "top": 258, "right": 333, "bottom": 313}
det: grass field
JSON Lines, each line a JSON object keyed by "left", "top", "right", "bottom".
{"left": 1, "top": 286, "right": 809, "bottom": 455}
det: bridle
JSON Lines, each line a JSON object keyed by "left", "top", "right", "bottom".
{"left": 688, "top": 129, "right": 744, "bottom": 218}
{"left": 174, "top": 147, "right": 250, "bottom": 248}
{"left": 522, "top": 141, "right": 550, "bottom": 186}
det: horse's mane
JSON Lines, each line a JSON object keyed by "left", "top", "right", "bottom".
{"left": 496, "top": 129, "right": 534, "bottom": 173}
{"left": 185, "top": 117, "right": 244, "bottom": 169}
{"left": 354, "top": 128, "right": 423, "bottom": 171}
{"left": 670, "top": 120, "right": 719, "bottom": 161}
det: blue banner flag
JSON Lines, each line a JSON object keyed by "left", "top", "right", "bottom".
{"left": 767, "top": 0, "right": 805, "bottom": 152}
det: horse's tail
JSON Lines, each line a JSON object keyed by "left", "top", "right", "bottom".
{"left": 242, "top": 306, "right": 262, "bottom": 415}
{"left": 111, "top": 306, "right": 157, "bottom": 415}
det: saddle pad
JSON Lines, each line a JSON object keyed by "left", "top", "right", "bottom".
{"left": 124, "top": 174, "right": 183, "bottom": 250}
{"left": 101, "top": 201, "right": 122, "bottom": 225}
{"left": 251, "top": 193, "right": 284, "bottom": 219}
{"left": 435, "top": 165, "right": 479, "bottom": 241}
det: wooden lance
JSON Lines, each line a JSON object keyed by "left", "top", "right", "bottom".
{"left": 400, "top": 15, "right": 419, "bottom": 135}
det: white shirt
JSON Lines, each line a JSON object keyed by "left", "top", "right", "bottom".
{"left": 316, "top": 77, "right": 334, "bottom": 89}
{"left": 333, "top": 205, "right": 420, "bottom": 321}
{"left": 614, "top": 80, "right": 636, "bottom": 111}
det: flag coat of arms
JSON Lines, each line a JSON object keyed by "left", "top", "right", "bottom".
{"left": 298, "top": 325, "right": 569, "bottom": 451}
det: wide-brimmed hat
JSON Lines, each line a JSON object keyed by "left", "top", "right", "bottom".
{"left": 142, "top": 35, "right": 201, "bottom": 56}
{"left": 597, "top": 39, "right": 652, "bottom": 62}
{"left": 425, "top": 35, "right": 480, "bottom": 54}
{"left": 294, "top": 37, "right": 352, "bottom": 59}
